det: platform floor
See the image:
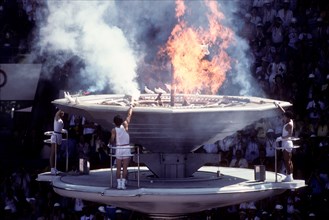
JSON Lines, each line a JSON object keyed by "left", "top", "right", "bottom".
{"left": 37, "top": 166, "right": 305, "bottom": 190}
{"left": 37, "top": 166, "right": 306, "bottom": 216}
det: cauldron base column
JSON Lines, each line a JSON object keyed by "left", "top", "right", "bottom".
{"left": 134, "top": 153, "right": 220, "bottom": 178}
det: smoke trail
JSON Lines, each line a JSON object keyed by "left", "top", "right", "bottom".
{"left": 36, "top": 1, "right": 139, "bottom": 96}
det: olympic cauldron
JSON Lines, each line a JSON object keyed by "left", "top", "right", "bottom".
{"left": 52, "top": 93, "right": 291, "bottom": 178}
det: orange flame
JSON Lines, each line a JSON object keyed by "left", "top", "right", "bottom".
{"left": 162, "top": 0, "right": 235, "bottom": 94}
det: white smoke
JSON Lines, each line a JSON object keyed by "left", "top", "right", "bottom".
{"left": 38, "top": 1, "right": 139, "bottom": 96}
{"left": 215, "top": 1, "right": 256, "bottom": 96}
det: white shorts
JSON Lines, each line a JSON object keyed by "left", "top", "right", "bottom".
{"left": 282, "top": 141, "right": 293, "bottom": 153}
{"left": 115, "top": 145, "right": 132, "bottom": 160}
{"left": 50, "top": 133, "right": 62, "bottom": 145}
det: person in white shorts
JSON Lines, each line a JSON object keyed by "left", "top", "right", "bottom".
{"left": 110, "top": 105, "right": 133, "bottom": 189}
{"left": 276, "top": 110, "right": 294, "bottom": 182}
{"left": 50, "top": 110, "right": 65, "bottom": 175}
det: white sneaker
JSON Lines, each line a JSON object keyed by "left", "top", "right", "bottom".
{"left": 283, "top": 174, "right": 293, "bottom": 182}
{"left": 121, "top": 179, "right": 127, "bottom": 189}
{"left": 51, "top": 168, "right": 59, "bottom": 175}
{"left": 289, "top": 174, "right": 294, "bottom": 181}
{"left": 117, "top": 179, "right": 122, "bottom": 189}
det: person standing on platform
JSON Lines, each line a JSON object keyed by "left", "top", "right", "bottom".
{"left": 50, "top": 109, "right": 65, "bottom": 175}
{"left": 275, "top": 104, "right": 295, "bottom": 182}
{"left": 110, "top": 104, "right": 133, "bottom": 189}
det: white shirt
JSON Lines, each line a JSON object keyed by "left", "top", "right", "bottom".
{"left": 265, "top": 138, "right": 276, "bottom": 157}
{"left": 253, "top": 0, "right": 264, "bottom": 8}
{"left": 263, "top": 8, "right": 277, "bottom": 24}
{"left": 245, "top": 141, "right": 259, "bottom": 163}
{"left": 306, "top": 100, "right": 325, "bottom": 119}
{"left": 281, "top": 121, "right": 294, "bottom": 152}
{"left": 271, "top": 26, "right": 284, "bottom": 44}
{"left": 74, "top": 198, "right": 84, "bottom": 212}
{"left": 115, "top": 125, "right": 130, "bottom": 146}
{"left": 51, "top": 118, "right": 64, "bottom": 145}
{"left": 277, "top": 9, "right": 293, "bottom": 27}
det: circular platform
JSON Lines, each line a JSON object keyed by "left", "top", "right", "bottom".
{"left": 38, "top": 166, "right": 305, "bottom": 216}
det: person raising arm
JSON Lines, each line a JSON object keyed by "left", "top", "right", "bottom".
{"left": 275, "top": 103, "right": 294, "bottom": 182}
{"left": 110, "top": 105, "right": 133, "bottom": 189}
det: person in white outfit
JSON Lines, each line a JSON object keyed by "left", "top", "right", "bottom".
{"left": 50, "top": 109, "right": 65, "bottom": 174}
{"left": 275, "top": 107, "right": 294, "bottom": 182}
{"left": 110, "top": 105, "right": 133, "bottom": 189}
{"left": 277, "top": 0, "right": 293, "bottom": 29}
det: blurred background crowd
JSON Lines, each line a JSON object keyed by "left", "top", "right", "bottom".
{"left": 1, "top": 0, "right": 329, "bottom": 219}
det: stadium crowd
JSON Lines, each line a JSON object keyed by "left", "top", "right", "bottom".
{"left": 1, "top": 0, "right": 329, "bottom": 219}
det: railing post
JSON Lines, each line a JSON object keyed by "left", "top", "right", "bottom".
{"left": 63, "top": 129, "right": 68, "bottom": 172}
{"left": 110, "top": 145, "right": 113, "bottom": 188}
{"left": 137, "top": 146, "right": 140, "bottom": 188}
{"left": 275, "top": 144, "right": 278, "bottom": 182}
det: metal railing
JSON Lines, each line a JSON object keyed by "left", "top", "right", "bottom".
{"left": 44, "top": 129, "right": 69, "bottom": 172}
{"left": 43, "top": 130, "right": 141, "bottom": 187}
{"left": 108, "top": 145, "right": 140, "bottom": 188}
{"left": 275, "top": 146, "right": 278, "bottom": 182}
{"left": 274, "top": 137, "right": 300, "bottom": 182}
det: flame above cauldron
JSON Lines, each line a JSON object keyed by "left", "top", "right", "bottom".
{"left": 158, "top": 0, "right": 234, "bottom": 95}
